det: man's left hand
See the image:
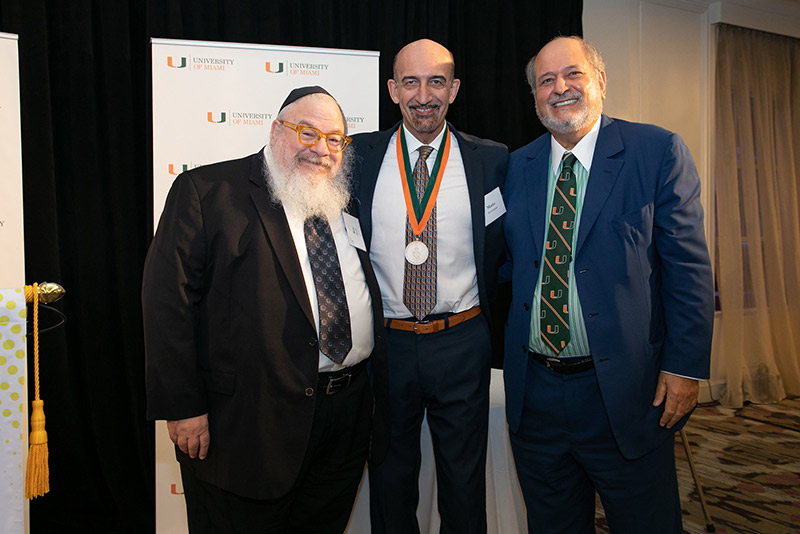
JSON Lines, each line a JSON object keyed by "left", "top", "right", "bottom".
{"left": 652, "top": 372, "right": 699, "bottom": 429}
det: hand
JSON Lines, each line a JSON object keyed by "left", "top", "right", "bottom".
{"left": 167, "top": 414, "right": 210, "bottom": 459}
{"left": 652, "top": 372, "right": 699, "bottom": 429}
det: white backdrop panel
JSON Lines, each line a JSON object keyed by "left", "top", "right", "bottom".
{"left": 151, "top": 38, "right": 379, "bottom": 533}
{"left": 0, "top": 31, "right": 28, "bottom": 534}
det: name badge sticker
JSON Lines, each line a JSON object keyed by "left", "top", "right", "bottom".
{"left": 343, "top": 212, "right": 367, "bottom": 251}
{"left": 484, "top": 187, "right": 506, "bottom": 226}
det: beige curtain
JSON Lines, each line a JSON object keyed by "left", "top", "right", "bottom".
{"left": 714, "top": 24, "right": 800, "bottom": 407}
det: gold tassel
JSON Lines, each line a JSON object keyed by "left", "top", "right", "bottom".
{"left": 24, "top": 282, "right": 50, "bottom": 499}
{"left": 25, "top": 399, "right": 49, "bottom": 498}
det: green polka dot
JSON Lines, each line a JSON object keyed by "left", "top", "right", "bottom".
{"left": 0, "top": 316, "right": 8, "bottom": 326}
{"left": 5, "top": 301, "right": 16, "bottom": 311}
{"left": 2, "top": 409, "right": 11, "bottom": 417}
{"left": 0, "top": 383, "right": 8, "bottom": 390}
{"left": 2, "top": 340, "right": 14, "bottom": 350}
{"left": 18, "top": 404, "right": 23, "bottom": 412}
{"left": 10, "top": 324, "right": 21, "bottom": 335}
{"left": 12, "top": 421, "right": 19, "bottom": 428}
{"left": 15, "top": 350, "right": 24, "bottom": 359}
{"left": 10, "top": 392, "right": 19, "bottom": 401}
{"left": 18, "top": 309, "right": 26, "bottom": 319}
{"left": 0, "top": 356, "right": 5, "bottom": 365}
{"left": 17, "top": 377, "right": 24, "bottom": 385}
{"left": 7, "top": 366, "right": 17, "bottom": 375}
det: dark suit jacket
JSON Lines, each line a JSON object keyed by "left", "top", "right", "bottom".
{"left": 352, "top": 123, "right": 509, "bottom": 325}
{"left": 143, "top": 150, "right": 390, "bottom": 499}
{"left": 503, "top": 115, "right": 714, "bottom": 459}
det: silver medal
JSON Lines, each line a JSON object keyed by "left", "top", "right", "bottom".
{"left": 405, "top": 241, "right": 429, "bottom": 265}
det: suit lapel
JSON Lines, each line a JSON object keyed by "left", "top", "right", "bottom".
{"left": 452, "top": 126, "right": 486, "bottom": 278}
{"left": 248, "top": 152, "right": 315, "bottom": 327}
{"left": 523, "top": 138, "right": 551, "bottom": 258}
{"left": 356, "top": 125, "right": 398, "bottom": 247}
{"left": 576, "top": 115, "right": 624, "bottom": 255}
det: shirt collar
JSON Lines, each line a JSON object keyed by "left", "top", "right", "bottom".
{"left": 549, "top": 115, "right": 602, "bottom": 174}
{"left": 403, "top": 123, "right": 447, "bottom": 155}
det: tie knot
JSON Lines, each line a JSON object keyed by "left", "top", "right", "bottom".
{"left": 418, "top": 146, "right": 434, "bottom": 161}
{"left": 561, "top": 152, "right": 577, "bottom": 171}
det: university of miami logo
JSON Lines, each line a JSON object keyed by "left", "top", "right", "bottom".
{"left": 168, "top": 164, "right": 189, "bottom": 175}
{"left": 166, "top": 56, "right": 187, "bottom": 68}
{"left": 265, "top": 62, "right": 284, "bottom": 74}
{"left": 207, "top": 111, "right": 226, "bottom": 123}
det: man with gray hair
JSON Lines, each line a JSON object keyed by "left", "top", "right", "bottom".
{"left": 502, "top": 36, "right": 713, "bottom": 533}
{"left": 143, "top": 86, "right": 389, "bottom": 533}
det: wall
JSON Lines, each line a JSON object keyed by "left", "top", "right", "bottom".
{"left": 582, "top": 0, "right": 800, "bottom": 401}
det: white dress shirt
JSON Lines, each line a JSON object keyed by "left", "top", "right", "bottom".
{"left": 283, "top": 203, "right": 374, "bottom": 372}
{"left": 369, "top": 126, "right": 479, "bottom": 319}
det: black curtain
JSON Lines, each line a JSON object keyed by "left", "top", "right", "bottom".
{"left": 0, "top": 2, "right": 581, "bottom": 532}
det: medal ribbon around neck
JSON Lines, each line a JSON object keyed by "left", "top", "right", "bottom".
{"left": 397, "top": 122, "right": 451, "bottom": 236}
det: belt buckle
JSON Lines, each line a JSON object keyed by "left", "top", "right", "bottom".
{"left": 544, "top": 357, "right": 560, "bottom": 370}
{"left": 326, "top": 372, "right": 351, "bottom": 395}
{"left": 412, "top": 320, "right": 430, "bottom": 335}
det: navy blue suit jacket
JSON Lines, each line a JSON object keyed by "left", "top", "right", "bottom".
{"left": 352, "top": 123, "right": 509, "bottom": 325}
{"left": 503, "top": 115, "right": 714, "bottom": 459}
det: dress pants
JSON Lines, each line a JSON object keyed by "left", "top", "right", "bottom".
{"left": 179, "top": 366, "right": 372, "bottom": 534}
{"left": 369, "top": 313, "right": 491, "bottom": 534}
{"left": 509, "top": 355, "right": 682, "bottom": 534}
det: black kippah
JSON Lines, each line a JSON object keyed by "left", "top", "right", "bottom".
{"left": 279, "top": 86, "right": 334, "bottom": 111}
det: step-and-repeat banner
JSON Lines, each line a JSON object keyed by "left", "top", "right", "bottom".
{"left": 151, "top": 38, "right": 379, "bottom": 533}
{"left": 0, "top": 31, "right": 28, "bottom": 534}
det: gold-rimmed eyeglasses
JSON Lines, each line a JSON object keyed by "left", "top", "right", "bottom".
{"left": 279, "top": 120, "right": 352, "bottom": 153}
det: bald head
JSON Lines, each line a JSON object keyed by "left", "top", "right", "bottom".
{"left": 393, "top": 39, "right": 455, "bottom": 82}
{"left": 388, "top": 39, "right": 460, "bottom": 144}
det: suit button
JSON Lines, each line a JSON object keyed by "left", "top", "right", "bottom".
{"left": 305, "top": 387, "right": 314, "bottom": 397}
{"left": 521, "top": 345, "right": 526, "bottom": 352}
{"left": 533, "top": 260, "right": 539, "bottom": 268}
{"left": 308, "top": 338, "right": 318, "bottom": 347}
{"left": 588, "top": 313, "right": 598, "bottom": 318}
{"left": 523, "top": 303, "right": 529, "bottom": 311}
{"left": 579, "top": 269, "right": 589, "bottom": 274}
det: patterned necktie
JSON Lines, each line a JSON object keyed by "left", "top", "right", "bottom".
{"left": 403, "top": 145, "right": 437, "bottom": 320}
{"left": 540, "top": 152, "right": 577, "bottom": 355}
{"left": 304, "top": 216, "right": 352, "bottom": 364}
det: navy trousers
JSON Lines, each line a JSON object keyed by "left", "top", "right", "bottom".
{"left": 509, "top": 355, "right": 682, "bottom": 534}
{"left": 369, "top": 313, "right": 492, "bottom": 534}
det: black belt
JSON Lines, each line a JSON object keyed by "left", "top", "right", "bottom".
{"left": 317, "top": 359, "right": 366, "bottom": 395}
{"left": 528, "top": 351, "right": 594, "bottom": 375}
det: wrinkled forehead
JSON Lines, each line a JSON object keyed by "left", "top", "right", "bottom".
{"left": 279, "top": 94, "right": 346, "bottom": 132}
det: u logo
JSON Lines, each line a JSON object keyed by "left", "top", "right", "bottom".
{"left": 265, "top": 62, "right": 284, "bottom": 73}
{"left": 546, "top": 240, "right": 557, "bottom": 250}
{"left": 555, "top": 255, "right": 568, "bottom": 265}
{"left": 207, "top": 111, "right": 227, "bottom": 123}
{"left": 547, "top": 325, "right": 560, "bottom": 334}
{"left": 562, "top": 221, "right": 575, "bottom": 230}
{"left": 550, "top": 289, "right": 563, "bottom": 299}
{"left": 168, "top": 164, "right": 188, "bottom": 175}
{"left": 167, "top": 56, "right": 187, "bottom": 68}
{"left": 552, "top": 206, "right": 564, "bottom": 216}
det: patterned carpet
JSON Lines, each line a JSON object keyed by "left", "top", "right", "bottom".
{"left": 596, "top": 397, "right": 800, "bottom": 534}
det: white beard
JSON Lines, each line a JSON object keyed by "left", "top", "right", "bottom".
{"left": 263, "top": 143, "right": 352, "bottom": 223}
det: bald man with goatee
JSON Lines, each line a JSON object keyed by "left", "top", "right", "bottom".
{"left": 351, "top": 39, "right": 509, "bottom": 533}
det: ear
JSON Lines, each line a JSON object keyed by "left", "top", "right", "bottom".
{"left": 387, "top": 78, "right": 400, "bottom": 104}
{"left": 270, "top": 119, "right": 282, "bottom": 138}
{"left": 448, "top": 78, "right": 461, "bottom": 103}
{"left": 597, "top": 71, "right": 607, "bottom": 100}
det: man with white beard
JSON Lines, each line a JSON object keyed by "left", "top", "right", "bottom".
{"left": 143, "top": 86, "right": 389, "bottom": 534}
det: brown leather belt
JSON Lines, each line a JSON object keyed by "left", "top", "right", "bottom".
{"left": 384, "top": 306, "right": 481, "bottom": 335}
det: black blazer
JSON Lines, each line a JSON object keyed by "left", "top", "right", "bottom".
{"left": 143, "top": 150, "right": 389, "bottom": 499}
{"left": 352, "top": 123, "right": 509, "bottom": 325}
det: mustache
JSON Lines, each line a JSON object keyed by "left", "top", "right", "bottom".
{"left": 295, "top": 154, "right": 333, "bottom": 169}
{"left": 549, "top": 91, "right": 582, "bottom": 106}
{"left": 410, "top": 103, "right": 440, "bottom": 111}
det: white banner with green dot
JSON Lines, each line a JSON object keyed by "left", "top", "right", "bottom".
{"left": 0, "top": 290, "right": 26, "bottom": 534}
